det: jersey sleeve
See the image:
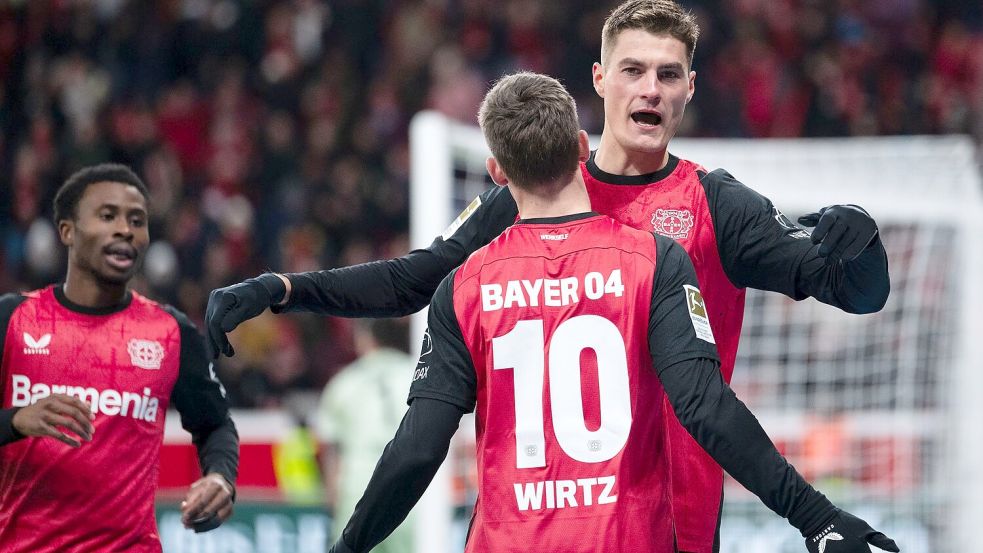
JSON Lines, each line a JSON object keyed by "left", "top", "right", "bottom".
{"left": 406, "top": 268, "right": 478, "bottom": 412}
{"left": 165, "top": 306, "right": 239, "bottom": 484}
{"left": 658, "top": 357, "right": 837, "bottom": 537}
{"left": 648, "top": 234, "right": 720, "bottom": 371}
{"left": 0, "top": 294, "right": 28, "bottom": 446}
{"left": 702, "top": 169, "right": 890, "bottom": 313}
{"left": 335, "top": 398, "right": 464, "bottom": 553}
{"left": 274, "top": 185, "right": 519, "bottom": 318}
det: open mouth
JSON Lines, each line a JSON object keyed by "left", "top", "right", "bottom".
{"left": 104, "top": 244, "right": 137, "bottom": 270}
{"left": 631, "top": 111, "right": 663, "bottom": 127}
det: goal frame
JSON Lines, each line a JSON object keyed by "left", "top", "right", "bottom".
{"left": 409, "top": 109, "right": 983, "bottom": 553}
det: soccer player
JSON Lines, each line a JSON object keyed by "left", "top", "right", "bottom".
{"left": 0, "top": 164, "right": 239, "bottom": 552}
{"left": 316, "top": 319, "right": 417, "bottom": 553}
{"left": 325, "top": 72, "right": 897, "bottom": 553}
{"left": 206, "top": 1, "right": 890, "bottom": 551}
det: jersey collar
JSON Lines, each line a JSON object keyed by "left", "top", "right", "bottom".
{"left": 517, "top": 211, "right": 600, "bottom": 225}
{"left": 586, "top": 150, "right": 680, "bottom": 185}
{"left": 53, "top": 284, "right": 133, "bottom": 315}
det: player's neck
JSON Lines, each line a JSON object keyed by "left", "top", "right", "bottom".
{"left": 593, "top": 138, "right": 670, "bottom": 176}
{"left": 510, "top": 172, "right": 591, "bottom": 220}
{"left": 63, "top": 268, "right": 129, "bottom": 309}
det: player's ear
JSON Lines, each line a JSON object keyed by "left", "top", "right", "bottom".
{"left": 592, "top": 62, "right": 605, "bottom": 98}
{"left": 577, "top": 130, "right": 590, "bottom": 162}
{"left": 686, "top": 70, "right": 696, "bottom": 103}
{"left": 58, "top": 219, "right": 74, "bottom": 247}
{"left": 486, "top": 157, "right": 509, "bottom": 187}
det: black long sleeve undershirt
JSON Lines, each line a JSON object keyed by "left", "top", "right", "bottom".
{"left": 701, "top": 168, "right": 890, "bottom": 314}
{"left": 166, "top": 305, "right": 240, "bottom": 486}
{"left": 331, "top": 398, "right": 465, "bottom": 553}
{"left": 0, "top": 408, "right": 24, "bottom": 445}
{"left": 659, "top": 356, "right": 835, "bottom": 537}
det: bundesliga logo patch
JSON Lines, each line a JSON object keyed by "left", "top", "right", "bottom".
{"left": 652, "top": 208, "right": 694, "bottom": 239}
{"left": 683, "top": 285, "right": 715, "bottom": 344}
{"left": 128, "top": 339, "right": 165, "bottom": 370}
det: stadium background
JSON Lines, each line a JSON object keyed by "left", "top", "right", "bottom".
{"left": 1, "top": 1, "right": 981, "bottom": 552}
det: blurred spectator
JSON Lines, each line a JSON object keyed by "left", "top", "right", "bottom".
{"left": 315, "top": 318, "right": 415, "bottom": 553}
{"left": 0, "top": 0, "right": 980, "bottom": 406}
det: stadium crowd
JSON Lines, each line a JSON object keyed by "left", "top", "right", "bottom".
{"left": 1, "top": 0, "right": 980, "bottom": 407}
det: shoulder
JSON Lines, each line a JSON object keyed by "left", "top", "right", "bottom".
{"left": 698, "top": 168, "right": 768, "bottom": 204}
{"left": 133, "top": 292, "right": 197, "bottom": 332}
{"left": 0, "top": 292, "right": 30, "bottom": 310}
{"left": 601, "top": 218, "right": 659, "bottom": 264}
{"left": 674, "top": 157, "right": 709, "bottom": 178}
{"left": 0, "top": 288, "right": 44, "bottom": 319}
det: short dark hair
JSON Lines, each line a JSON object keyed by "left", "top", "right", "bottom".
{"left": 478, "top": 72, "right": 580, "bottom": 190}
{"left": 602, "top": 0, "right": 700, "bottom": 68}
{"left": 53, "top": 163, "right": 150, "bottom": 223}
{"left": 356, "top": 318, "right": 409, "bottom": 352}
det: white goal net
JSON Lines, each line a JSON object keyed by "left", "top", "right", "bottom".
{"left": 409, "top": 110, "right": 983, "bottom": 553}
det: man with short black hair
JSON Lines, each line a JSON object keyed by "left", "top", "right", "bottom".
{"left": 0, "top": 163, "right": 239, "bottom": 552}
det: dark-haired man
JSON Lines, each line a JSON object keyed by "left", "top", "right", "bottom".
{"left": 207, "top": 1, "right": 890, "bottom": 551}
{"left": 0, "top": 164, "right": 239, "bottom": 552}
{"left": 325, "top": 72, "right": 896, "bottom": 553}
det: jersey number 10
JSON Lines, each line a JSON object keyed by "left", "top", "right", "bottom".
{"left": 493, "top": 315, "right": 632, "bottom": 469}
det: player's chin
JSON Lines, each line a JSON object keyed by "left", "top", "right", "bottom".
{"left": 626, "top": 134, "right": 669, "bottom": 155}
{"left": 96, "top": 265, "right": 138, "bottom": 286}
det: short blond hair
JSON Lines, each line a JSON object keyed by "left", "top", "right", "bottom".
{"left": 478, "top": 72, "right": 580, "bottom": 190}
{"left": 601, "top": 0, "right": 700, "bottom": 67}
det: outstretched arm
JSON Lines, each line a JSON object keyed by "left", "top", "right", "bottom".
{"left": 660, "top": 358, "right": 898, "bottom": 552}
{"left": 703, "top": 169, "right": 889, "bottom": 314}
{"left": 648, "top": 235, "right": 897, "bottom": 552}
{"left": 205, "top": 185, "right": 518, "bottom": 358}
{"left": 328, "top": 398, "right": 464, "bottom": 553}
{"left": 330, "top": 270, "right": 477, "bottom": 552}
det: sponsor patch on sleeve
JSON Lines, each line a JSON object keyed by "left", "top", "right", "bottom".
{"left": 442, "top": 195, "right": 483, "bottom": 241}
{"left": 683, "top": 285, "right": 716, "bottom": 344}
{"left": 413, "top": 329, "right": 433, "bottom": 382}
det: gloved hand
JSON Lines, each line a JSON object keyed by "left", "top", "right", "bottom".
{"left": 805, "top": 509, "right": 899, "bottom": 553}
{"left": 798, "top": 205, "right": 878, "bottom": 265}
{"left": 205, "top": 273, "right": 286, "bottom": 358}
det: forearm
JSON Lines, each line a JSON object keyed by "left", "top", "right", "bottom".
{"left": 338, "top": 398, "right": 463, "bottom": 553}
{"left": 661, "top": 358, "right": 835, "bottom": 536}
{"left": 0, "top": 407, "right": 25, "bottom": 446}
{"left": 275, "top": 246, "right": 459, "bottom": 317}
{"left": 191, "top": 417, "right": 240, "bottom": 486}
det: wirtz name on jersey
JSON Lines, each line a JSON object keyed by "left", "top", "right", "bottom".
{"left": 481, "top": 269, "right": 625, "bottom": 312}
{"left": 10, "top": 374, "right": 161, "bottom": 423}
{"left": 514, "top": 475, "right": 617, "bottom": 511}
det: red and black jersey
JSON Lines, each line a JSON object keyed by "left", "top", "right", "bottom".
{"left": 409, "top": 214, "right": 719, "bottom": 552}
{"left": 277, "top": 152, "right": 889, "bottom": 552}
{"left": 0, "top": 286, "right": 236, "bottom": 553}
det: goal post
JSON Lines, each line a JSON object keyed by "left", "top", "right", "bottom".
{"left": 409, "top": 110, "right": 983, "bottom": 553}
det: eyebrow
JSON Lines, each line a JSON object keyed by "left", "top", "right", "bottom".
{"left": 97, "top": 203, "right": 148, "bottom": 216}
{"left": 616, "top": 58, "right": 686, "bottom": 71}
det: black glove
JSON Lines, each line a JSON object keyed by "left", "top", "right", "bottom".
{"left": 798, "top": 205, "right": 878, "bottom": 265}
{"left": 205, "top": 273, "right": 286, "bottom": 359}
{"left": 805, "top": 509, "right": 899, "bottom": 553}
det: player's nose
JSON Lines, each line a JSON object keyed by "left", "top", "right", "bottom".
{"left": 638, "top": 73, "right": 661, "bottom": 101}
